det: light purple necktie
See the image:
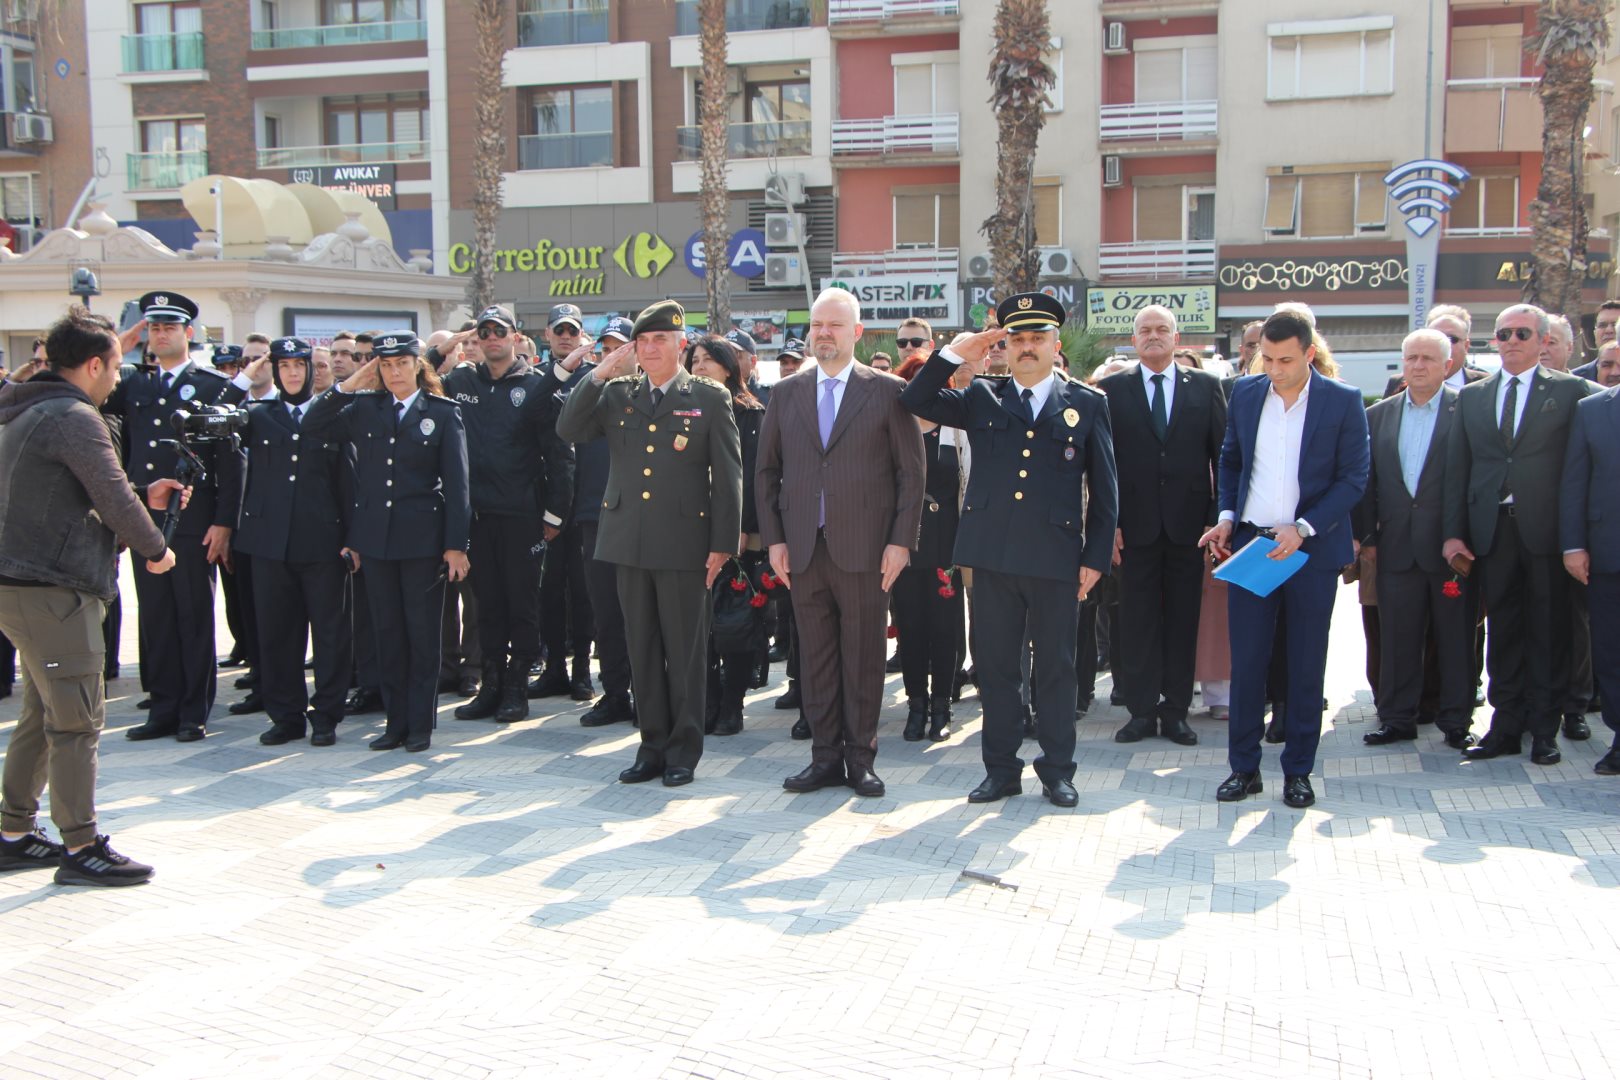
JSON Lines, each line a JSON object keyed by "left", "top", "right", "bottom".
{"left": 818, "top": 379, "right": 837, "bottom": 526}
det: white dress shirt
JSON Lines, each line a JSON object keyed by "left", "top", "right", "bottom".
{"left": 1494, "top": 365, "right": 1538, "bottom": 436}
{"left": 393, "top": 389, "right": 422, "bottom": 418}
{"left": 938, "top": 346, "right": 1057, "bottom": 419}
{"left": 1229, "top": 379, "right": 1311, "bottom": 529}
{"left": 1445, "top": 368, "right": 1467, "bottom": 391}
{"left": 1140, "top": 359, "right": 1177, "bottom": 418}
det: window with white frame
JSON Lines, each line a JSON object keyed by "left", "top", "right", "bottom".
{"left": 894, "top": 186, "right": 960, "bottom": 249}
{"left": 1448, "top": 173, "right": 1519, "bottom": 232}
{"left": 1133, "top": 181, "right": 1216, "bottom": 243}
{"left": 1267, "top": 17, "right": 1394, "bottom": 100}
{"left": 1449, "top": 23, "right": 1523, "bottom": 81}
{"left": 1045, "top": 37, "right": 1063, "bottom": 113}
{"left": 1134, "top": 36, "right": 1217, "bottom": 102}
{"left": 1263, "top": 167, "right": 1390, "bottom": 237}
{"left": 1, "top": 36, "right": 34, "bottom": 113}
{"left": 893, "top": 52, "right": 959, "bottom": 115}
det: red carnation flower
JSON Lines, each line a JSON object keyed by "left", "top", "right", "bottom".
{"left": 936, "top": 567, "right": 951, "bottom": 584}
{"left": 938, "top": 585, "right": 956, "bottom": 599}
{"left": 1442, "top": 580, "right": 1462, "bottom": 599}
{"left": 749, "top": 593, "right": 768, "bottom": 608}
{"left": 759, "top": 573, "right": 776, "bottom": 590}
{"left": 886, "top": 625, "right": 899, "bottom": 639}
{"left": 730, "top": 578, "right": 748, "bottom": 592}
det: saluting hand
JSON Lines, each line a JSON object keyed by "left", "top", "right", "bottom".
{"left": 946, "top": 326, "right": 1008, "bottom": 367}
{"left": 340, "top": 357, "right": 382, "bottom": 393}
{"left": 117, "top": 319, "right": 147, "bottom": 358}
{"left": 559, "top": 342, "right": 594, "bottom": 374}
{"left": 592, "top": 341, "right": 637, "bottom": 383}
{"left": 242, "top": 354, "right": 272, "bottom": 386}
{"left": 444, "top": 550, "right": 470, "bottom": 583}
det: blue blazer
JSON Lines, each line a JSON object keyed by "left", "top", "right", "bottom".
{"left": 1218, "top": 371, "right": 1370, "bottom": 569}
{"left": 1560, "top": 386, "right": 1620, "bottom": 574}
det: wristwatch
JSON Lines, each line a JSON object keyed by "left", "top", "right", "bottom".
{"left": 1294, "top": 518, "right": 1315, "bottom": 538}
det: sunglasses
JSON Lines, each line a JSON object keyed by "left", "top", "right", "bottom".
{"left": 1495, "top": 327, "right": 1536, "bottom": 342}
{"left": 895, "top": 337, "right": 929, "bottom": 349}
{"left": 1443, "top": 333, "right": 1463, "bottom": 345}
{"left": 478, "top": 325, "right": 510, "bottom": 339}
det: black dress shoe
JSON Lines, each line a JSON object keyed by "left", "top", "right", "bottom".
{"left": 457, "top": 675, "right": 479, "bottom": 697}
{"left": 1113, "top": 715, "right": 1157, "bottom": 743}
{"left": 1161, "top": 716, "right": 1198, "bottom": 746}
{"left": 1264, "top": 710, "right": 1287, "bottom": 744}
{"left": 1464, "top": 731, "right": 1523, "bottom": 759}
{"left": 1042, "top": 779, "right": 1079, "bottom": 807}
{"left": 136, "top": 698, "right": 152, "bottom": 710}
{"left": 775, "top": 684, "right": 801, "bottom": 710}
{"left": 569, "top": 677, "right": 595, "bottom": 702}
{"left": 125, "top": 723, "right": 175, "bottom": 741}
{"left": 219, "top": 654, "right": 246, "bottom": 668}
{"left": 234, "top": 673, "right": 257, "bottom": 691}
{"left": 618, "top": 761, "right": 663, "bottom": 784}
{"left": 1530, "top": 735, "right": 1562, "bottom": 766}
{"left": 1109, "top": 689, "right": 1124, "bottom": 706}
{"left": 783, "top": 761, "right": 846, "bottom": 792}
{"left": 370, "top": 735, "right": 404, "bottom": 751}
{"left": 1282, "top": 774, "right": 1315, "bottom": 808}
{"left": 885, "top": 652, "right": 902, "bottom": 674}
{"left": 580, "top": 694, "right": 635, "bottom": 728}
{"left": 902, "top": 700, "right": 927, "bottom": 742}
{"left": 175, "top": 727, "right": 205, "bottom": 743}
{"left": 1442, "top": 729, "right": 1476, "bottom": 750}
{"left": 846, "top": 767, "right": 885, "bottom": 798}
{"left": 663, "top": 767, "right": 694, "bottom": 787}
{"left": 405, "top": 738, "right": 431, "bottom": 753}
{"left": 1075, "top": 696, "right": 1092, "bottom": 719}
{"left": 1594, "top": 748, "right": 1620, "bottom": 776}
{"left": 1363, "top": 724, "right": 1417, "bottom": 746}
{"left": 790, "top": 715, "right": 811, "bottom": 740}
{"left": 767, "top": 644, "right": 789, "bottom": 664}
{"left": 310, "top": 731, "right": 337, "bottom": 747}
{"left": 713, "top": 706, "right": 743, "bottom": 737}
{"left": 1562, "top": 714, "right": 1591, "bottom": 741}
{"left": 259, "top": 726, "right": 305, "bottom": 746}
{"left": 228, "top": 693, "right": 265, "bottom": 716}
{"left": 345, "top": 689, "right": 384, "bottom": 716}
{"left": 967, "top": 776, "right": 1022, "bottom": 803}
{"left": 1215, "top": 770, "right": 1263, "bottom": 802}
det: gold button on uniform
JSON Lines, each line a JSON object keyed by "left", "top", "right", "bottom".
{"left": 1019, "top": 469, "right": 1027, "bottom": 478}
{"left": 643, "top": 467, "right": 653, "bottom": 476}
{"left": 1022, "top": 449, "right": 1031, "bottom": 458}
{"left": 1026, "top": 431, "right": 1035, "bottom": 439}
{"left": 642, "top": 491, "right": 651, "bottom": 500}
{"left": 648, "top": 424, "right": 657, "bottom": 432}
{"left": 1014, "top": 492, "right": 1024, "bottom": 500}
{"left": 646, "top": 444, "right": 655, "bottom": 453}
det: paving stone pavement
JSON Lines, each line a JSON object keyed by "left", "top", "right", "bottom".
{"left": 1, "top": 576, "right": 1617, "bottom": 1079}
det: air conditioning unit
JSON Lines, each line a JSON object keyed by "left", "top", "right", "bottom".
{"left": 764, "top": 171, "right": 806, "bottom": 207}
{"left": 765, "top": 252, "right": 805, "bottom": 287}
{"left": 765, "top": 211, "right": 805, "bottom": 247}
{"left": 1039, "top": 248, "right": 1075, "bottom": 278}
{"left": 11, "top": 112, "right": 52, "bottom": 145}
{"left": 1104, "top": 22, "right": 1127, "bottom": 54}
{"left": 966, "top": 253, "right": 993, "bottom": 279}
{"left": 1103, "top": 154, "right": 1121, "bottom": 187}
{"left": 724, "top": 69, "right": 742, "bottom": 96}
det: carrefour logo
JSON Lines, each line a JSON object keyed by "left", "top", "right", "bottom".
{"left": 614, "top": 232, "right": 675, "bottom": 279}
{"left": 448, "top": 231, "right": 677, "bottom": 281}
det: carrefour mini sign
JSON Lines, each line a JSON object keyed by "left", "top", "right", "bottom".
{"left": 447, "top": 232, "right": 676, "bottom": 297}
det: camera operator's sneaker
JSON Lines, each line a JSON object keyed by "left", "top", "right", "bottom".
{"left": 0, "top": 828, "right": 65, "bottom": 871}
{"left": 54, "top": 835, "right": 153, "bottom": 887}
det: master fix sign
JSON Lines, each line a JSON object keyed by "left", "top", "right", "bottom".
{"left": 1085, "top": 284, "right": 1215, "bottom": 335}
{"left": 819, "top": 273, "right": 961, "bottom": 330}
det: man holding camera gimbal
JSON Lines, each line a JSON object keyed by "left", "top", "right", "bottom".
{"left": 107, "top": 292, "right": 243, "bottom": 743}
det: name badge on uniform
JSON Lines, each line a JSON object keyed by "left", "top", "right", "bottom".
{"left": 510, "top": 387, "right": 527, "bottom": 407}
{"left": 674, "top": 409, "right": 702, "bottom": 417}
{"left": 419, "top": 417, "right": 436, "bottom": 436}
{"left": 673, "top": 434, "right": 689, "bottom": 452}
{"left": 180, "top": 384, "right": 196, "bottom": 402}
{"left": 1062, "top": 407, "right": 1078, "bottom": 427}
{"left": 1064, "top": 447, "right": 1076, "bottom": 461}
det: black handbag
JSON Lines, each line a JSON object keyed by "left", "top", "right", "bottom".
{"left": 711, "top": 559, "right": 761, "bottom": 653}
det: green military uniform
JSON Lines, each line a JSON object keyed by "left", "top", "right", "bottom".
{"left": 556, "top": 311, "right": 742, "bottom": 781}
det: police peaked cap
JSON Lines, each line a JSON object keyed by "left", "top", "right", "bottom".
{"left": 372, "top": 331, "right": 422, "bottom": 358}
{"left": 996, "top": 292, "right": 1066, "bottom": 333}
{"left": 601, "top": 316, "right": 635, "bottom": 342}
{"left": 212, "top": 344, "right": 244, "bottom": 365}
{"left": 140, "top": 291, "right": 199, "bottom": 324}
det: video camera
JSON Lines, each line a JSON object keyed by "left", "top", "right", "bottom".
{"left": 157, "top": 402, "right": 247, "bottom": 545}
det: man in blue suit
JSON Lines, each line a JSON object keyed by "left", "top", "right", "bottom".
{"left": 1560, "top": 384, "right": 1620, "bottom": 776}
{"left": 1199, "top": 309, "right": 1369, "bottom": 808}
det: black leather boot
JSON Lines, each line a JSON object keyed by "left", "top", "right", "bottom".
{"left": 495, "top": 659, "right": 531, "bottom": 723}
{"left": 454, "top": 661, "right": 503, "bottom": 720}
{"left": 903, "top": 698, "right": 928, "bottom": 741}
{"left": 928, "top": 698, "right": 951, "bottom": 742}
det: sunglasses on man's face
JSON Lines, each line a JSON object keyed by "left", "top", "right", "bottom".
{"left": 896, "top": 337, "right": 929, "bottom": 349}
{"left": 1495, "top": 327, "right": 1536, "bottom": 342}
{"left": 1443, "top": 333, "right": 1463, "bottom": 345}
{"left": 478, "top": 325, "right": 510, "bottom": 340}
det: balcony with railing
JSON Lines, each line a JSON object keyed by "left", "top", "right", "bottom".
{"left": 1096, "top": 241, "right": 1216, "bottom": 281}
{"left": 256, "top": 140, "right": 429, "bottom": 168}
{"left": 127, "top": 150, "right": 209, "bottom": 192}
{"left": 674, "top": 0, "right": 811, "bottom": 35}
{"left": 830, "top": 247, "right": 958, "bottom": 276}
{"left": 1444, "top": 77, "right": 1613, "bottom": 156}
{"left": 832, "top": 113, "right": 958, "bottom": 158}
{"left": 518, "top": 131, "right": 613, "bottom": 170}
{"left": 251, "top": 18, "right": 426, "bottom": 49}
{"left": 517, "top": 8, "right": 610, "bottom": 47}
{"left": 120, "top": 32, "right": 204, "bottom": 74}
{"left": 827, "top": 0, "right": 958, "bottom": 29}
{"left": 675, "top": 120, "right": 812, "bottom": 160}
{"left": 1099, "top": 100, "right": 1218, "bottom": 143}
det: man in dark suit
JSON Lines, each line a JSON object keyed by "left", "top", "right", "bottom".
{"left": 901, "top": 294, "right": 1117, "bottom": 806}
{"left": 1571, "top": 299, "right": 1620, "bottom": 381}
{"left": 1445, "top": 304, "right": 1594, "bottom": 765}
{"left": 757, "top": 287, "right": 926, "bottom": 799}
{"left": 1099, "top": 304, "right": 1225, "bottom": 747}
{"left": 556, "top": 300, "right": 742, "bottom": 787}
{"left": 1355, "top": 329, "right": 1474, "bottom": 750}
{"left": 1561, "top": 383, "right": 1620, "bottom": 775}
{"left": 1199, "top": 310, "right": 1369, "bottom": 808}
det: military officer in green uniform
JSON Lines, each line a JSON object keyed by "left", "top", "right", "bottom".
{"left": 556, "top": 299, "right": 743, "bottom": 787}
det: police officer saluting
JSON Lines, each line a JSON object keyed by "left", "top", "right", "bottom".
{"left": 444, "top": 305, "right": 574, "bottom": 725}
{"left": 109, "top": 292, "right": 243, "bottom": 743}
{"left": 304, "top": 332, "right": 470, "bottom": 752}
{"left": 222, "top": 338, "right": 353, "bottom": 746}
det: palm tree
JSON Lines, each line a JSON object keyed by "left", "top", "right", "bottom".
{"left": 1524, "top": 0, "right": 1611, "bottom": 353}
{"left": 697, "top": 0, "right": 731, "bottom": 328}
{"left": 980, "top": 0, "right": 1055, "bottom": 300}
{"left": 466, "top": 0, "right": 508, "bottom": 313}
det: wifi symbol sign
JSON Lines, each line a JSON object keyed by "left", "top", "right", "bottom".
{"left": 1383, "top": 159, "right": 1472, "bottom": 239}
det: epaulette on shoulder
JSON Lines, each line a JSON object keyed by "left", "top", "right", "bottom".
{"left": 606, "top": 374, "right": 639, "bottom": 386}
{"left": 689, "top": 374, "right": 726, "bottom": 390}
{"left": 425, "top": 390, "right": 454, "bottom": 402}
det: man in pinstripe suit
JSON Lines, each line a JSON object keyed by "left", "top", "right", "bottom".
{"left": 757, "top": 287, "right": 927, "bottom": 799}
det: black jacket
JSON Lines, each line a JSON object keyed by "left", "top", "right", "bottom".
{"left": 1098, "top": 364, "right": 1225, "bottom": 548}
{"left": 442, "top": 359, "right": 573, "bottom": 520}
{"left": 221, "top": 383, "right": 348, "bottom": 563}
{"left": 737, "top": 400, "right": 764, "bottom": 534}
{"left": 1354, "top": 386, "right": 1458, "bottom": 575}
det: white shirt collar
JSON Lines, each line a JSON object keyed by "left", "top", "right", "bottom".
{"left": 1265, "top": 374, "right": 1311, "bottom": 410}
{"left": 1445, "top": 368, "right": 1466, "bottom": 389}
{"left": 1500, "top": 364, "right": 1539, "bottom": 386}
{"left": 815, "top": 362, "right": 855, "bottom": 387}
{"left": 159, "top": 359, "right": 191, "bottom": 382}
{"left": 393, "top": 390, "right": 421, "bottom": 415}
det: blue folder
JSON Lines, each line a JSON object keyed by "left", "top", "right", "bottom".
{"left": 1212, "top": 535, "right": 1308, "bottom": 597}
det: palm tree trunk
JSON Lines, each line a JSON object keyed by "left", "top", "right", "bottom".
{"left": 698, "top": 0, "right": 731, "bottom": 329}
{"left": 467, "top": 0, "right": 508, "bottom": 314}
{"left": 1525, "top": 0, "right": 1610, "bottom": 359}
{"left": 981, "top": 0, "right": 1054, "bottom": 302}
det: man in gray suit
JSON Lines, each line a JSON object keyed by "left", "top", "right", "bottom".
{"left": 1444, "top": 304, "right": 1594, "bottom": 765}
{"left": 1356, "top": 329, "right": 1473, "bottom": 750}
{"left": 1561, "top": 383, "right": 1620, "bottom": 775}
{"left": 757, "top": 287, "right": 926, "bottom": 798}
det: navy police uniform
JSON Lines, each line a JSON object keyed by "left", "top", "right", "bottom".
{"left": 304, "top": 332, "right": 471, "bottom": 749}
{"left": 900, "top": 293, "right": 1119, "bottom": 803}
{"left": 109, "top": 292, "right": 244, "bottom": 741}
{"left": 221, "top": 337, "right": 353, "bottom": 745}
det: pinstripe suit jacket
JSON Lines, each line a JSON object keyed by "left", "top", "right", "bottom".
{"left": 755, "top": 362, "right": 926, "bottom": 574}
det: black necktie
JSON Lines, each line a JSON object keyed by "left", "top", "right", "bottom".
{"left": 1020, "top": 387, "right": 1034, "bottom": 425}
{"left": 395, "top": 401, "right": 406, "bottom": 431}
{"left": 161, "top": 372, "right": 174, "bottom": 395}
{"left": 1499, "top": 375, "right": 1519, "bottom": 499}
{"left": 290, "top": 406, "right": 302, "bottom": 428}
{"left": 1150, "top": 372, "right": 1168, "bottom": 440}
{"left": 650, "top": 387, "right": 664, "bottom": 408}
